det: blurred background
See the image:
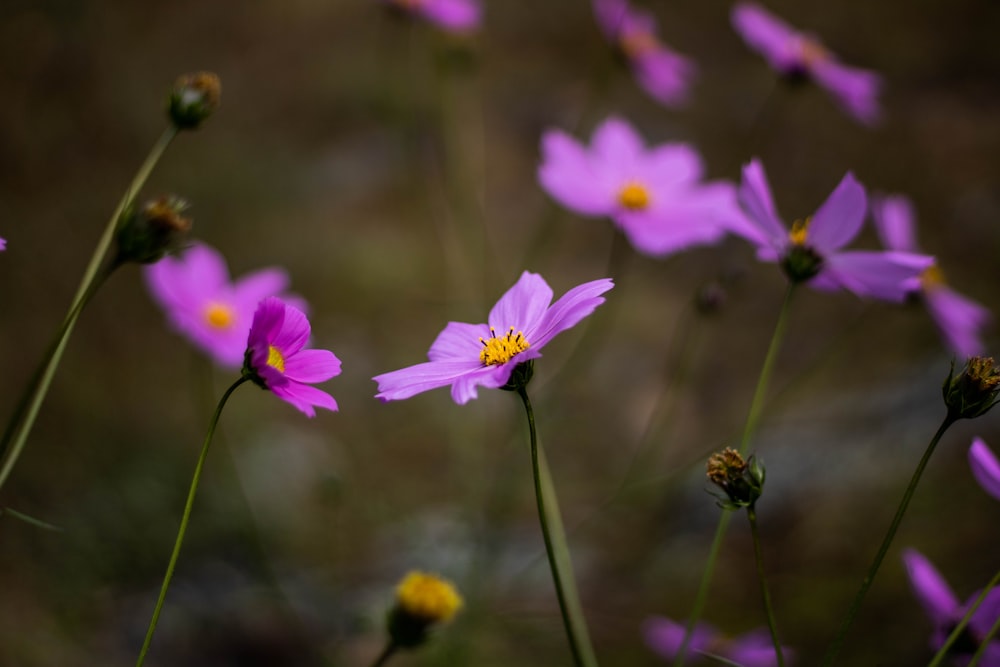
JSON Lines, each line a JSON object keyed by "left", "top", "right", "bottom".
{"left": 1, "top": 0, "right": 1000, "bottom": 664}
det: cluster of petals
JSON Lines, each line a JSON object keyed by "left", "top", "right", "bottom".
{"left": 145, "top": 242, "right": 303, "bottom": 369}
{"left": 731, "top": 2, "right": 881, "bottom": 125}
{"left": 969, "top": 437, "right": 1000, "bottom": 502}
{"left": 539, "top": 117, "right": 746, "bottom": 257}
{"left": 593, "top": 0, "right": 696, "bottom": 107}
{"left": 902, "top": 549, "right": 1000, "bottom": 665}
{"left": 245, "top": 297, "right": 341, "bottom": 418}
{"left": 732, "top": 159, "right": 934, "bottom": 300}
{"left": 381, "top": 0, "right": 480, "bottom": 32}
{"left": 871, "top": 194, "right": 990, "bottom": 358}
{"left": 373, "top": 271, "right": 613, "bottom": 405}
{"left": 643, "top": 616, "right": 792, "bottom": 666}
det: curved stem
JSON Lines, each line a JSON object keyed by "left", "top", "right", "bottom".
{"left": 369, "top": 641, "right": 398, "bottom": 667}
{"left": 969, "top": 609, "right": 1000, "bottom": 666}
{"left": 929, "top": 568, "right": 1000, "bottom": 667}
{"left": 517, "top": 387, "right": 598, "bottom": 667}
{"left": 135, "top": 376, "right": 248, "bottom": 667}
{"left": 747, "top": 507, "right": 785, "bottom": 667}
{"left": 822, "top": 414, "right": 957, "bottom": 666}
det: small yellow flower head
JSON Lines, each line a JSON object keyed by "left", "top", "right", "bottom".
{"left": 943, "top": 356, "right": 1000, "bottom": 421}
{"left": 387, "top": 571, "right": 463, "bottom": 649}
{"left": 706, "top": 448, "right": 765, "bottom": 510}
{"left": 168, "top": 71, "right": 221, "bottom": 129}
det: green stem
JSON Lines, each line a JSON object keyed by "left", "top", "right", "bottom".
{"left": 929, "top": 568, "right": 1000, "bottom": 667}
{"left": 674, "top": 284, "right": 795, "bottom": 667}
{"left": 369, "top": 641, "right": 398, "bottom": 667}
{"left": 134, "top": 376, "right": 248, "bottom": 667}
{"left": 517, "top": 387, "right": 598, "bottom": 667}
{"left": 969, "top": 608, "right": 1000, "bottom": 666}
{"left": 822, "top": 414, "right": 957, "bottom": 666}
{"left": 747, "top": 507, "right": 785, "bottom": 667}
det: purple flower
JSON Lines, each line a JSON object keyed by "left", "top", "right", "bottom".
{"left": 902, "top": 548, "right": 1000, "bottom": 665}
{"left": 593, "top": 0, "right": 696, "bottom": 107}
{"left": 145, "top": 242, "right": 304, "bottom": 369}
{"left": 373, "top": 271, "right": 613, "bottom": 404}
{"left": 731, "top": 2, "right": 881, "bottom": 125}
{"left": 643, "top": 616, "right": 793, "bottom": 666}
{"left": 969, "top": 437, "right": 1000, "bottom": 502}
{"left": 538, "top": 117, "right": 747, "bottom": 257}
{"left": 382, "top": 0, "right": 480, "bottom": 32}
{"left": 244, "top": 297, "right": 341, "bottom": 418}
{"left": 871, "top": 194, "right": 991, "bottom": 358}
{"left": 732, "top": 159, "right": 933, "bottom": 299}
{"left": 0, "top": 237, "right": 5, "bottom": 251}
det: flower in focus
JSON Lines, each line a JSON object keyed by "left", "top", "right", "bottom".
{"left": 381, "top": 0, "right": 480, "bottom": 32}
{"left": 707, "top": 448, "right": 766, "bottom": 510}
{"left": 943, "top": 356, "right": 1000, "bottom": 421}
{"left": 539, "top": 117, "right": 747, "bottom": 257}
{"left": 902, "top": 548, "right": 1000, "bottom": 664}
{"left": 593, "top": 0, "right": 696, "bottom": 107}
{"left": 871, "top": 193, "right": 990, "bottom": 358}
{"left": 145, "top": 242, "right": 304, "bottom": 368}
{"left": 732, "top": 159, "right": 933, "bottom": 299}
{"left": 373, "top": 271, "right": 613, "bottom": 404}
{"left": 243, "top": 296, "right": 340, "bottom": 418}
{"left": 643, "top": 616, "right": 792, "bottom": 666}
{"left": 969, "top": 437, "right": 1000, "bottom": 502}
{"left": 731, "top": 2, "right": 881, "bottom": 125}
{"left": 387, "top": 571, "right": 463, "bottom": 649}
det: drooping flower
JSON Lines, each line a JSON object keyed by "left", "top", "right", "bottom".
{"left": 373, "top": 271, "right": 613, "bottom": 404}
{"left": 643, "top": 616, "right": 793, "bottom": 666}
{"left": 731, "top": 2, "right": 881, "bottom": 125}
{"left": 243, "top": 297, "right": 340, "bottom": 418}
{"left": 145, "top": 242, "right": 304, "bottom": 368}
{"left": 539, "top": 117, "right": 748, "bottom": 257}
{"left": 732, "top": 159, "right": 933, "bottom": 299}
{"left": 381, "top": 0, "right": 481, "bottom": 32}
{"left": 969, "top": 437, "right": 1000, "bottom": 502}
{"left": 902, "top": 548, "right": 1000, "bottom": 665}
{"left": 593, "top": 0, "right": 696, "bottom": 107}
{"left": 871, "top": 194, "right": 991, "bottom": 358}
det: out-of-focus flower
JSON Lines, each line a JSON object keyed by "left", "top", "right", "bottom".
{"left": 373, "top": 271, "right": 612, "bottom": 404}
{"left": 593, "top": 0, "right": 696, "bottom": 107}
{"left": 707, "top": 448, "right": 766, "bottom": 510}
{"left": 969, "top": 437, "right": 1000, "bottom": 501}
{"left": 902, "top": 549, "right": 1000, "bottom": 665}
{"left": 0, "top": 237, "right": 5, "bottom": 251}
{"left": 243, "top": 297, "right": 340, "bottom": 418}
{"left": 643, "top": 616, "right": 792, "bottom": 666}
{"left": 116, "top": 195, "right": 192, "bottom": 265}
{"left": 386, "top": 571, "right": 463, "bottom": 649}
{"left": 732, "top": 159, "right": 933, "bottom": 299}
{"left": 168, "top": 71, "right": 221, "bottom": 130}
{"left": 145, "top": 242, "right": 303, "bottom": 368}
{"left": 381, "top": 0, "right": 480, "bottom": 32}
{"left": 731, "top": 2, "right": 881, "bottom": 125}
{"left": 872, "top": 194, "right": 990, "bottom": 358}
{"left": 539, "top": 117, "right": 747, "bottom": 257}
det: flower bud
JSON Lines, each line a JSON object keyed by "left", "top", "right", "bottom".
{"left": 386, "top": 571, "right": 463, "bottom": 649}
{"left": 116, "top": 195, "right": 192, "bottom": 265}
{"left": 707, "top": 448, "right": 765, "bottom": 510}
{"left": 500, "top": 360, "right": 534, "bottom": 393}
{"left": 781, "top": 244, "right": 823, "bottom": 284}
{"left": 943, "top": 356, "right": 1000, "bottom": 421}
{"left": 168, "top": 71, "right": 221, "bottom": 129}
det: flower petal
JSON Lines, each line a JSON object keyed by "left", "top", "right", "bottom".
{"left": 725, "top": 628, "right": 792, "bottom": 667}
{"left": 592, "top": 0, "right": 630, "bottom": 39}
{"left": 736, "top": 159, "right": 787, "bottom": 250}
{"left": 814, "top": 250, "right": 934, "bottom": 301}
{"left": 488, "top": 271, "right": 554, "bottom": 332}
{"left": 925, "top": 285, "right": 991, "bottom": 358}
{"left": 270, "top": 301, "right": 311, "bottom": 354}
{"left": 590, "top": 116, "right": 645, "bottom": 174}
{"left": 283, "top": 349, "right": 342, "bottom": 384}
{"left": 231, "top": 267, "right": 292, "bottom": 312}
{"left": 642, "top": 616, "right": 717, "bottom": 660}
{"left": 644, "top": 143, "right": 704, "bottom": 187}
{"left": 144, "top": 242, "right": 229, "bottom": 310}
{"left": 731, "top": 2, "right": 801, "bottom": 72}
{"left": 808, "top": 172, "right": 867, "bottom": 253}
{"left": 812, "top": 59, "right": 882, "bottom": 126}
{"left": 633, "top": 48, "right": 696, "bottom": 107}
{"left": 538, "top": 130, "right": 616, "bottom": 216}
{"left": 270, "top": 380, "right": 338, "bottom": 418}
{"left": 969, "top": 437, "right": 1000, "bottom": 502}
{"left": 373, "top": 359, "right": 485, "bottom": 402}
{"left": 616, "top": 202, "right": 726, "bottom": 257}
{"left": 529, "top": 278, "right": 613, "bottom": 348}
{"left": 902, "top": 548, "right": 960, "bottom": 627}
{"left": 428, "top": 321, "right": 492, "bottom": 362}
{"left": 420, "top": 0, "right": 480, "bottom": 31}
{"left": 871, "top": 193, "right": 919, "bottom": 253}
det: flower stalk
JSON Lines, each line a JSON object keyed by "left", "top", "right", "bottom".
{"left": 929, "top": 568, "right": 1000, "bottom": 667}
{"left": 747, "top": 506, "right": 785, "bottom": 667}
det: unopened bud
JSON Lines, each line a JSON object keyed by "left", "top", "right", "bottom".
{"left": 943, "top": 356, "right": 1000, "bottom": 421}
{"left": 707, "top": 448, "right": 765, "bottom": 510}
{"left": 116, "top": 195, "right": 192, "bottom": 265}
{"left": 168, "top": 72, "right": 221, "bottom": 129}
{"left": 386, "top": 571, "right": 463, "bottom": 649}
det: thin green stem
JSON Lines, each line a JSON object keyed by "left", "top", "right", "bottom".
{"left": 929, "top": 568, "right": 1000, "bottom": 667}
{"left": 823, "top": 414, "right": 957, "bottom": 666}
{"left": 517, "top": 387, "right": 598, "bottom": 667}
{"left": 674, "top": 284, "right": 795, "bottom": 667}
{"left": 747, "top": 507, "right": 785, "bottom": 667}
{"left": 969, "top": 609, "right": 1000, "bottom": 666}
{"left": 135, "top": 376, "right": 248, "bottom": 667}
{"left": 368, "top": 641, "right": 398, "bottom": 667}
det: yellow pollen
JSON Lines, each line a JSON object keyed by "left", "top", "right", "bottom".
{"left": 204, "top": 303, "right": 234, "bottom": 329}
{"left": 921, "top": 264, "right": 946, "bottom": 290}
{"left": 620, "top": 30, "right": 660, "bottom": 58}
{"left": 266, "top": 345, "right": 286, "bottom": 373}
{"left": 479, "top": 326, "right": 530, "bottom": 366}
{"left": 618, "top": 182, "right": 651, "bottom": 211}
{"left": 395, "top": 571, "right": 463, "bottom": 623}
{"left": 798, "top": 37, "right": 830, "bottom": 68}
{"left": 789, "top": 217, "right": 811, "bottom": 246}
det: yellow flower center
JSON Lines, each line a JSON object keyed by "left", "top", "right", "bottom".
{"left": 396, "top": 571, "right": 463, "bottom": 623}
{"left": 620, "top": 30, "right": 660, "bottom": 58}
{"left": 479, "top": 327, "right": 530, "bottom": 366}
{"left": 789, "top": 217, "right": 811, "bottom": 246}
{"left": 921, "top": 264, "right": 946, "bottom": 290}
{"left": 617, "top": 182, "right": 651, "bottom": 211}
{"left": 798, "top": 38, "right": 830, "bottom": 68}
{"left": 204, "top": 303, "right": 235, "bottom": 329}
{"left": 266, "top": 345, "right": 286, "bottom": 373}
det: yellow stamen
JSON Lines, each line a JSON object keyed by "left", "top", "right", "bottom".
{"left": 618, "top": 182, "right": 651, "bottom": 211}
{"left": 620, "top": 30, "right": 660, "bottom": 58}
{"left": 479, "top": 326, "right": 530, "bottom": 366}
{"left": 204, "top": 303, "right": 234, "bottom": 329}
{"left": 396, "top": 571, "right": 463, "bottom": 623}
{"left": 798, "top": 37, "right": 830, "bottom": 68}
{"left": 266, "top": 345, "right": 285, "bottom": 373}
{"left": 921, "top": 264, "right": 946, "bottom": 290}
{"left": 789, "top": 217, "right": 811, "bottom": 246}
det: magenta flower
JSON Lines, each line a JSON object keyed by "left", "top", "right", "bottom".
{"left": 643, "top": 616, "right": 793, "bottom": 666}
{"left": 539, "top": 117, "right": 747, "bottom": 257}
{"left": 145, "top": 242, "right": 303, "bottom": 368}
{"left": 381, "top": 0, "right": 480, "bottom": 32}
{"left": 0, "top": 237, "right": 5, "bottom": 251}
{"left": 732, "top": 159, "right": 933, "bottom": 299}
{"left": 872, "top": 194, "right": 990, "bottom": 358}
{"left": 593, "top": 0, "right": 696, "bottom": 107}
{"left": 731, "top": 2, "right": 881, "bottom": 125}
{"left": 902, "top": 548, "right": 1000, "bottom": 665}
{"left": 969, "top": 437, "right": 1000, "bottom": 502}
{"left": 373, "top": 272, "right": 613, "bottom": 404}
{"left": 243, "top": 297, "right": 340, "bottom": 418}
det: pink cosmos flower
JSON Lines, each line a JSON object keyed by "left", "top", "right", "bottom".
{"left": 731, "top": 2, "right": 881, "bottom": 125}
{"left": 373, "top": 271, "right": 613, "bottom": 404}
{"left": 593, "top": 0, "right": 696, "bottom": 107}
{"left": 145, "top": 242, "right": 303, "bottom": 369}
{"left": 381, "top": 0, "right": 480, "bottom": 32}
{"left": 732, "top": 159, "right": 933, "bottom": 300}
{"left": 871, "top": 194, "right": 991, "bottom": 358}
{"left": 538, "top": 117, "right": 747, "bottom": 257}
{"left": 643, "top": 616, "right": 793, "bottom": 666}
{"left": 244, "top": 297, "right": 341, "bottom": 418}
{"left": 902, "top": 548, "right": 1000, "bottom": 665}
{"left": 969, "top": 437, "right": 1000, "bottom": 502}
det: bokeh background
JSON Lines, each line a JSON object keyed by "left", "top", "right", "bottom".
{"left": 1, "top": 0, "right": 1000, "bottom": 665}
